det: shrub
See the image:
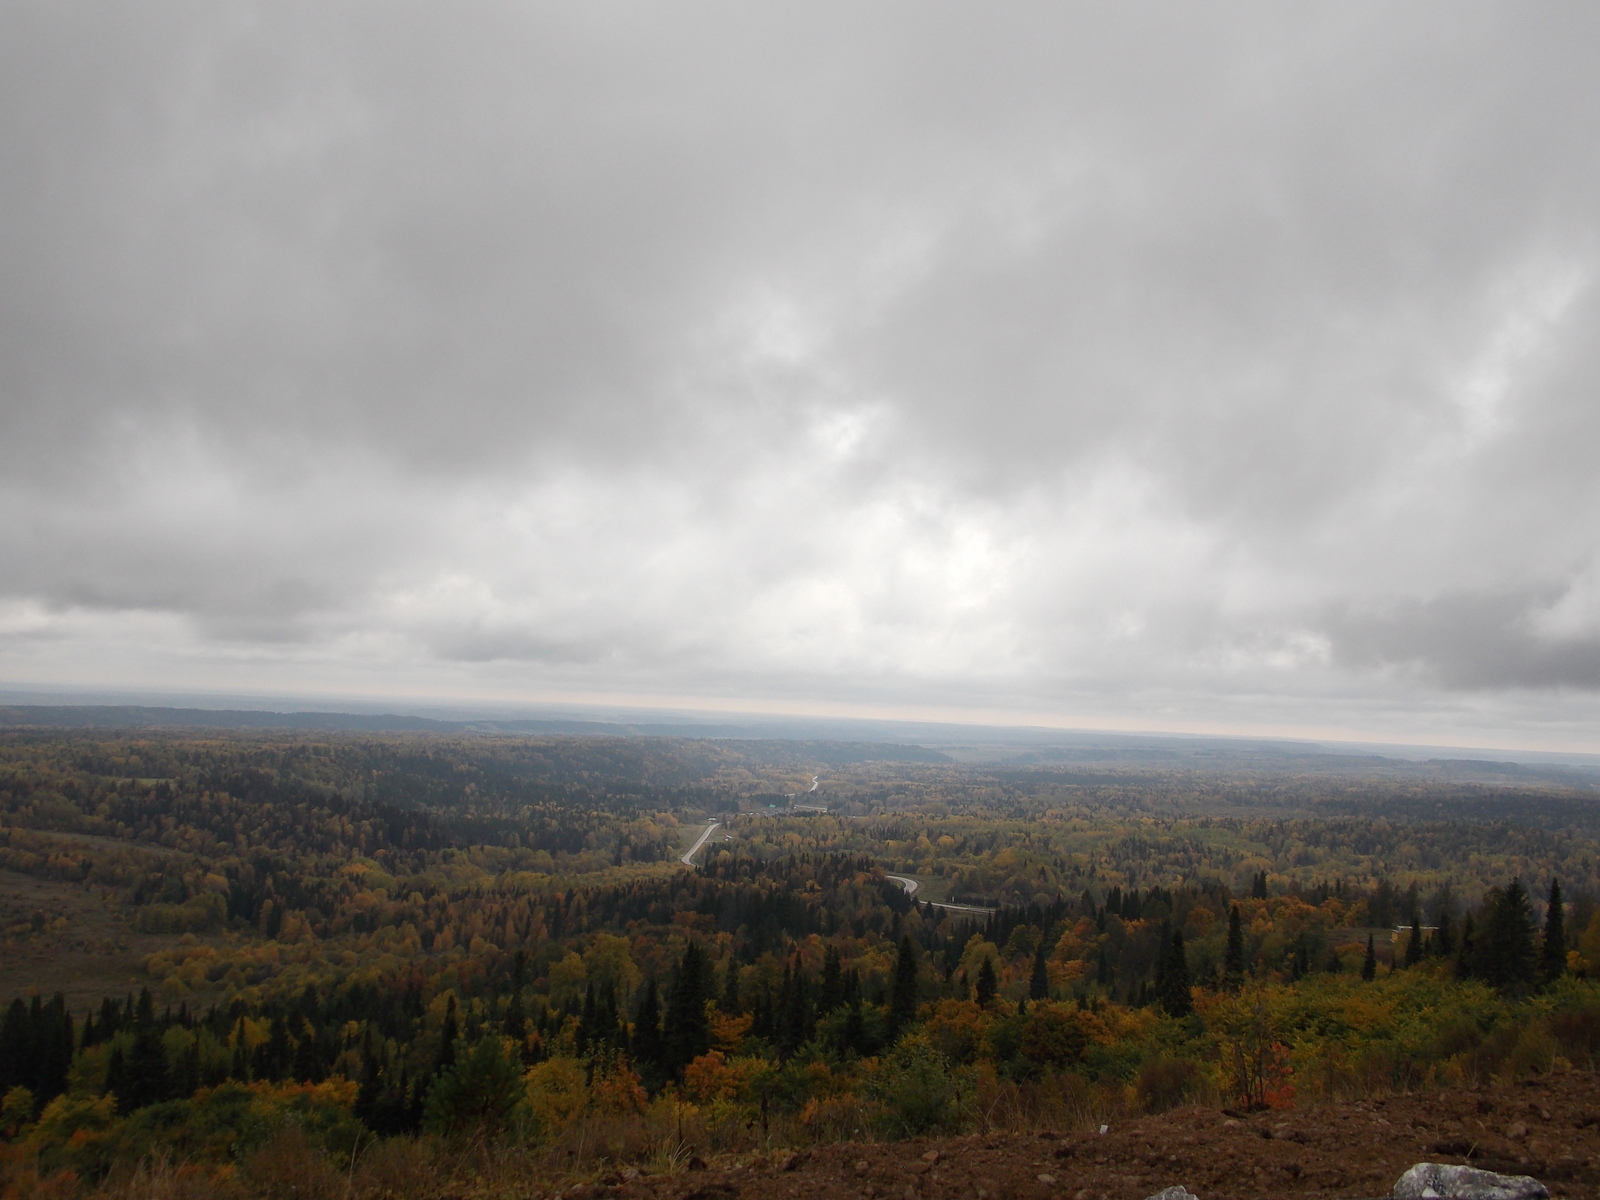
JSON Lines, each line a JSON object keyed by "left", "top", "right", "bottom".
{"left": 1547, "top": 1009, "right": 1600, "bottom": 1068}
{"left": 1499, "top": 1024, "right": 1557, "bottom": 1081}
{"left": 422, "top": 1036, "right": 524, "bottom": 1139}
{"left": 1019, "top": 1005, "right": 1096, "bottom": 1067}
{"left": 2, "top": 1085, "right": 35, "bottom": 1137}
{"left": 867, "top": 1037, "right": 970, "bottom": 1139}
{"left": 523, "top": 1056, "right": 588, "bottom": 1142}
{"left": 1135, "top": 1057, "right": 1203, "bottom": 1113}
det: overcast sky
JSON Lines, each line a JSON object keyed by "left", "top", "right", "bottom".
{"left": 3, "top": 3, "right": 1600, "bottom": 749}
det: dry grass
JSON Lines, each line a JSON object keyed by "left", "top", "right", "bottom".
{"left": 0, "top": 870, "right": 155, "bottom": 1007}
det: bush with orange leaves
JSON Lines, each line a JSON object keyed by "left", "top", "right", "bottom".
{"left": 682, "top": 1051, "right": 758, "bottom": 1104}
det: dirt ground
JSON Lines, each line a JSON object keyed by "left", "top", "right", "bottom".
{"left": 587, "top": 1071, "right": 1600, "bottom": 1200}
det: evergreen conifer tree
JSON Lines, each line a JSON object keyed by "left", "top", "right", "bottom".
{"left": 631, "top": 978, "right": 666, "bottom": 1090}
{"left": 505, "top": 950, "right": 527, "bottom": 1045}
{"left": 1480, "top": 878, "right": 1538, "bottom": 993}
{"left": 1224, "top": 905, "right": 1246, "bottom": 989}
{"left": 720, "top": 957, "right": 743, "bottom": 1015}
{"left": 229, "top": 1017, "right": 249, "bottom": 1080}
{"left": 819, "top": 945, "right": 842, "bottom": 1013}
{"left": 843, "top": 997, "right": 867, "bottom": 1057}
{"left": 1029, "top": 936, "right": 1050, "bottom": 1000}
{"left": 1405, "top": 915, "right": 1423, "bottom": 967}
{"left": 1159, "top": 930, "right": 1192, "bottom": 1017}
{"left": 1434, "top": 915, "right": 1455, "bottom": 959}
{"left": 779, "top": 957, "right": 813, "bottom": 1054}
{"left": 1361, "top": 934, "right": 1377, "bottom": 981}
{"left": 355, "top": 1037, "right": 381, "bottom": 1126}
{"left": 664, "top": 942, "right": 710, "bottom": 1077}
{"left": 1540, "top": 879, "right": 1567, "bottom": 982}
{"left": 975, "top": 957, "right": 998, "bottom": 1008}
{"left": 436, "top": 997, "right": 458, "bottom": 1072}
{"left": 1456, "top": 913, "right": 1476, "bottom": 978}
{"left": 887, "top": 934, "right": 919, "bottom": 1039}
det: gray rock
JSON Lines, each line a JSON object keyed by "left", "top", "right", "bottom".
{"left": 1143, "top": 1188, "right": 1199, "bottom": 1200}
{"left": 1392, "top": 1163, "right": 1549, "bottom": 1200}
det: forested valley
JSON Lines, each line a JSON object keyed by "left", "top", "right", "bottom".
{"left": 1, "top": 728, "right": 1598, "bottom": 1199}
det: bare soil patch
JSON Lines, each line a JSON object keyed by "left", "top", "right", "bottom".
{"left": 598, "top": 1072, "right": 1600, "bottom": 1200}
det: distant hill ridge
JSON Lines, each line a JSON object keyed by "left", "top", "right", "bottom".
{"left": 0, "top": 704, "right": 953, "bottom": 762}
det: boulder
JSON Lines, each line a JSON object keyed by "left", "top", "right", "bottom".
{"left": 1143, "top": 1188, "right": 1199, "bottom": 1200}
{"left": 1392, "top": 1163, "right": 1549, "bottom": 1200}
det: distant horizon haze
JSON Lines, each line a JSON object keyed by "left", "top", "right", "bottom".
{"left": 4, "top": 683, "right": 1600, "bottom": 764}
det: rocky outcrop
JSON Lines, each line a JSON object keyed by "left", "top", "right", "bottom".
{"left": 1143, "top": 1188, "right": 1200, "bottom": 1200}
{"left": 1392, "top": 1163, "right": 1549, "bottom": 1200}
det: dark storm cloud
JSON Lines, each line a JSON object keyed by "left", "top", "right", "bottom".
{"left": 3, "top": 2, "right": 1600, "bottom": 744}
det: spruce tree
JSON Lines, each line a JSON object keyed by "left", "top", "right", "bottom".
{"left": 229, "top": 1017, "right": 250, "bottom": 1080}
{"left": 720, "top": 956, "right": 743, "bottom": 1015}
{"left": 1456, "top": 913, "right": 1476, "bottom": 979}
{"left": 1159, "top": 930, "right": 1192, "bottom": 1017}
{"left": 1029, "top": 936, "right": 1050, "bottom": 1000}
{"left": 975, "top": 957, "right": 998, "bottom": 1008}
{"left": 576, "top": 984, "right": 597, "bottom": 1055}
{"left": 1540, "top": 879, "right": 1567, "bottom": 982}
{"left": 664, "top": 942, "right": 710, "bottom": 1077}
{"left": 1480, "top": 878, "right": 1538, "bottom": 993}
{"left": 779, "top": 957, "right": 813, "bottom": 1054}
{"left": 631, "top": 978, "right": 666, "bottom": 1090}
{"left": 505, "top": 950, "right": 527, "bottom": 1044}
{"left": 355, "top": 1037, "right": 381, "bottom": 1126}
{"left": 436, "top": 997, "right": 458, "bottom": 1072}
{"left": 1434, "top": 916, "right": 1455, "bottom": 959}
{"left": 843, "top": 997, "right": 867, "bottom": 1057}
{"left": 1361, "top": 934, "right": 1377, "bottom": 981}
{"left": 1405, "top": 915, "right": 1423, "bottom": 967}
{"left": 887, "top": 934, "right": 919, "bottom": 1039}
{"left": 819, "top": 945, "right": 842, "bottom": 1013}
{"left": 1224, "top": 905, "right": 1246, "bottom": 989}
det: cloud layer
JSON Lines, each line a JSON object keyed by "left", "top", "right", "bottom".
{"left": 4, "top": 3, "right": 1600, "bottom": 747}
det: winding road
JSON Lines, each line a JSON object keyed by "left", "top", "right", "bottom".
{"left": 887, "top": 873, "right": 996, "bottom": 915}
{"left": 680, "top": 819, "right": 722, "bottom": 866}
{"left": 684, "top": 825, "right": 990, "bottom": 916}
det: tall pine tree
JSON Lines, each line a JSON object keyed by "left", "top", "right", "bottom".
{"left": 1479, "top": 879, "right": 1538, "bottom": 994}
{"left": 1158, "top": 930, "right": 1192, "bottom": 1017}
{"left": 631, "top": 978, "right": 666, "bottom": 1091}
{"left": 1224, "top": 905, "right": 1246, "bottom": 989}
{"left": 1029, "top": 936, "right": 1050, "bottom": 1000}
{"left": 1540, "top": 879, "right": 1567, "bottom": 983}
{"left": 887, "top": 934, "right": 919, "bottom": 1040}
{"left": 664, "top": 942, "right": 710, "bottom": 1078}
{"left": 974, "top": 957, "right": 998, "bottom": 1008}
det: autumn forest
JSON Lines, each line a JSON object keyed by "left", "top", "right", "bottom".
{"left": 1, "top": 726, "right": 1598, "bottom": 1198}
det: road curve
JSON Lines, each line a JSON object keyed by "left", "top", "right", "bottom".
{"left": 680, "top": 819, "right": 721, "bottom": 866}
{"left": 886, "top": 873, "right": 995, "bottom": 915}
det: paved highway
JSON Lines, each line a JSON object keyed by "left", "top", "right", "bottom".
{"left": 887, "top": 873, "right": 995, "bottom": 915}
{"left": 680, "top": 819, "right": 721, "bottom": 865}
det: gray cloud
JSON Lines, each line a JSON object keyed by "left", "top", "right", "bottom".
{"left": 3, "top": 2, "right": 1600, "bottom": 746}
